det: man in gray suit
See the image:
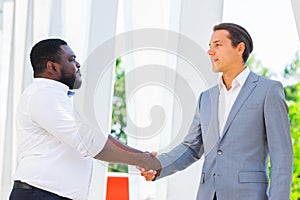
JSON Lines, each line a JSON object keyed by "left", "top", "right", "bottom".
{"left": 138, "top": 23, "right": 293, "bottom": 200}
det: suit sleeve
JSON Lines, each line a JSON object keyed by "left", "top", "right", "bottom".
{"left": 264, "top": 81, "right": 293, "bottom": 199}
{"left": 157, "top": 94, "right": 204, "bottom": 179}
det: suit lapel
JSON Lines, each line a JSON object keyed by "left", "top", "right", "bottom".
{"left": 220, "top": 72, "right": 258, "bottom": 139}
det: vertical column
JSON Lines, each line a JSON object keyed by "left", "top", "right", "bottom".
{"left": 1, "top": 1, "right": 16, "bottom": 199}
{"left": 0, "top": 0, "right": 3, "bottom": 138}
{"left": 0, "top": 0, "right": 3, "bottom": 30}
{"left": 22, "top": 0, "right": 34, "bottom": 90}
{"left": 155, "top": 1, "right": 181, "bottom": 199}
{"left": 85, "top": 0, "right": 118, "bottom": 199}
{"left": 163, "top": 1, "right": 222, "bottom": 199}
{"left": 121, "top": 1, "right": 222, "bottom": 200}
{"left": 49, "top": 0, "right": 65, "bottom": 37}
{"left": 292, "top": 0, "right": 300, "bottom": 40}
{"left": 33, "top": 0, "right": 51, "bottom": 39}
{"left": 122, "top": 1, "right": 175, "bottom": 199}
{"left": 0, "top": 0, "right": 33, "bottom": 198}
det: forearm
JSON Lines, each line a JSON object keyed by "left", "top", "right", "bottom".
{"left": 94, "top": 135, "right": 161, "bottom": 171}
{"left": 269, "top": 166, "right": 293, "bottom": 200}
{"left": 94, "top": 135, "right": 143, "bottom": 162}
{"left": 157, "top": 144, "right": 200, "bottom": 179}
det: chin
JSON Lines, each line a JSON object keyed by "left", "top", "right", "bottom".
{"left": 72, "top": 81, "right": 82, "bottom": 89}
{"left": 212, "top": 66, "right": 220, "bottom": 73}
{"left": 67, "top": 78, "right": 81, "bottom": 89}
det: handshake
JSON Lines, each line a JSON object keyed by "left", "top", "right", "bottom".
{"left": 136, "top": 151, "right": 161, "bottom": 181}
{"left": 95, "top": 135, "right": 161, "bottom": 181}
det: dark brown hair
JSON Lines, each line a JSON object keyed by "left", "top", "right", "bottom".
{"left": 213, "top": 23, "right": 253, "bottom": 63}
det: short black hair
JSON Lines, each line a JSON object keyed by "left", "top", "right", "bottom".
{"left": 213, "top": 23, "right": 253, "bottom": 63}
{"left": 30, "top": 39, "right": 67, "bottom": 76}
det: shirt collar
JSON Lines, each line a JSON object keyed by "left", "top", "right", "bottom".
{"left": 235, "top": 67, "right": 250, "bottom": 88}
{"left": 218, "top": 67, "right": 250, "bottom": 91}
{"left": 33, "top": 78, "right": 69, "bottom": 94}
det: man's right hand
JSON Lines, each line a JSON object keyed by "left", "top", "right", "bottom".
{"left": 137, "top": 151, "right": 161, "bottom": 181}
{"left": 140, "top": 152, "right": 161, "bottom": 172}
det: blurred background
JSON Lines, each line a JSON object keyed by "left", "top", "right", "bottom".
{"left": 0, "top": 0, "right": 300, "bottom": 199}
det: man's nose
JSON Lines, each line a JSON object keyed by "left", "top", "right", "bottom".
{"left": 207, "top": 48, "right": 214, "bottom": 56}
{"left": 76, "top": 61, "right": 81, "bottom": 68}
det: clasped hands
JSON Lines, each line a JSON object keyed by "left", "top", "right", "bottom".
{"left": 137, "top": 152, "right": 161, "bottom": 181}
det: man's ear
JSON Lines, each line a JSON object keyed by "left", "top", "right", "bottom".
{"left": 237, "top": 42, "right": 245, "bottom": 55}
{"left": 46, "top": 61, "right": 59, "bottom": 75}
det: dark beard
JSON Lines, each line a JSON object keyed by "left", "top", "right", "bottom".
{"left": 59, "top": 70, "right": 82, "bottom": 89}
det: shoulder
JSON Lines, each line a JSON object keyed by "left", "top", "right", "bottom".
{"left": 248, "top": 71, "right": 283, "bottom": 91}
{"left": 201, "top": 85, "right": 218, "bottom": 97}
{"left": 196, "top": 85, "right": 218, "bottom": 107}
{"left": 25, "top": 81, "right": 71, "bottom": 113}
{"left": 250, "top": 71, "right": 280, "bottom": 85}
{"left": 247, "top": 72, "right": 285, "bottom": 103}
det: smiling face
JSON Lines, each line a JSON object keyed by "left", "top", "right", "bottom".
{"left": 56, "top": 45, "right": 82, "bottom": 89}
{"left": 207, "top": 29, "right": 245, "bottom": 74}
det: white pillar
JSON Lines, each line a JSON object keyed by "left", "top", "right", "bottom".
{"left": 22, "top": 0, "right": 34, "bottom": 90}
{"left": 84, "top": 0, "right": 119, "bottom": 199}
{"left": 121, "top": 1, "right": 222, "bottom": 200}
{"left": 1, "top": 1, "right": 16, "bottom": 197}
{"left": 33, "top": 0, "right": 51, "bottom": 40}
{"left": 49, "top": 0, "right": 65, "bottom": 37}
{"left": 292, "top": 0, "right": 300, "bottom": 41}
{"left": 162, "top": 1, "right": 223, "bottom": 199}
{"left": 1, "top": 0, "right": 34, "bottom": 198}
{"left": 120, "top": 1, "right": 175, "bottom": 199}
{"left": 0, "top": 0, "right": 3, "bottom": 30}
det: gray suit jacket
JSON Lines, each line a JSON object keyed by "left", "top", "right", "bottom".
{"left": 158, "top": 72, "right": 293, "bottom": 200}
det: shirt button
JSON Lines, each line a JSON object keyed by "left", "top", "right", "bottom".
{"left": 217, "top": 150, "right": 223, "bottom": 155}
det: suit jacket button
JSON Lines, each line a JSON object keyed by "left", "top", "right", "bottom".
{"left": 217, "top": 150, "right": 223, "bottom": 155}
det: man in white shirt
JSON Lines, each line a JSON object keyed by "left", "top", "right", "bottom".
{"left": 138, "top": 23, "right": 293, "bottom": 200}
{"left": 9, "top": 39, "right": 161, "bottom": 200}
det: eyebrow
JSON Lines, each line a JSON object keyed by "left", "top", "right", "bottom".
{"left": 209, "top": 40, "right": 221, "bottom": 47}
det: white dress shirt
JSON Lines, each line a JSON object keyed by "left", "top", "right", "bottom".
{"left": 14, "top": 78, "right": 108, "bottom": 200}
{"left": 218, "top": 67, "right": 250, "bottom": 136}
